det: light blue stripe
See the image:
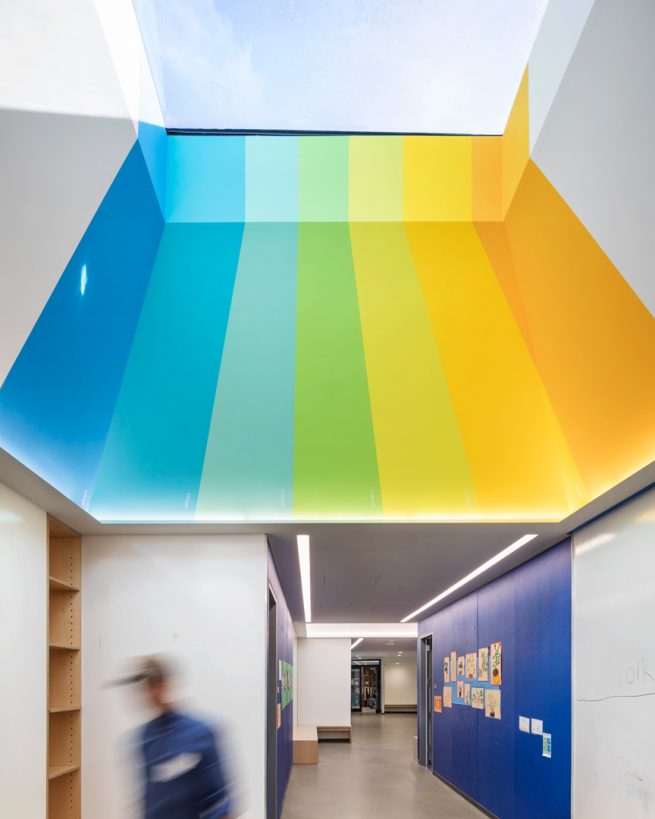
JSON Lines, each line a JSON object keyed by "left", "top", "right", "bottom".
{"left": 90, "top": 223, "right": 243, "bottom": 520}
{"left": 165, "top": 136, "right": 245, "bottom": 222}
{"left": 246, "top": 136, "right": 298, "bottom": 221}
{"left": 197, "top": 222, "right": 297, "bottom": 518}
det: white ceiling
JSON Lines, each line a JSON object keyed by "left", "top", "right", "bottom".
{"left": 3, "top": 447, "right": 654, "bottom": 628}
{"left": 134, "top": 0, "right": 549, "bottom": 133}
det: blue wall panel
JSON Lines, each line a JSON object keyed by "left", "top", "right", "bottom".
{"left": 419, "top": 540, "right": 571, "bottom": 819}
{"left": 0, "top": 141, "right": 163, "bottom": 506}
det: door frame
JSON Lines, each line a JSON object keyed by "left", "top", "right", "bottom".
{"left": 419, "top": 635, "right": 433, "bottom": 767}
{"left": 266, "top": 586, "right": 278, "bottom": 818}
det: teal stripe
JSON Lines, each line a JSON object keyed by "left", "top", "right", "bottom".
{"left": 197, "top": 222, "right": 297, "bottom": 519}
{"left": 166, "top": 136, "right": 245, "bottom": 222}
{"left": 90, "top": 223, "right": 243, "bottom": 520}
{"left": 246, "top": 136, "right": 298, "bottom": 221}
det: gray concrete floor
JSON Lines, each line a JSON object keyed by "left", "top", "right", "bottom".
{"left": 282, "top": 713, "right": 485, "bottom": 818}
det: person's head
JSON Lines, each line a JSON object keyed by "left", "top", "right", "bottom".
{"left": 134, "top": 656, "right": 175, "bottom": 713}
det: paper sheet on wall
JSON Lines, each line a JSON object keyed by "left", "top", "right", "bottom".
{"left": 457, "top": 656, "right": 465, "bottom": 678}
{"left": 542, "top": 733, "right": 552, "bottom": 758}
{"left": 471, "top": 687, "right": 484, "bottom": 709}
{"left": 464, "top": 683, "right": 471, "bottom": 705}
{"left": 434, "top": 695, "right": 442, "bottom": 713}
{"left": 457, "top": 680, "right": 464, "bottom": 699}
{"left": 519, "top": 716, "right": 530, "bottom": 733}
{"left": 478, "top": 647, "right": 489, "bottom": 681}
{"left": 450, "top": 651, "right": 457, "bottom": 682}
{"left": 466, "top": 652, "right": 477, "bottom": 679}
{"left": 443, "top": 686, "right": 452, "bottom": 708}
{"left": 490, "top": 641, "right": 502, "bottom": 685}
{"left": 531, "top": 718, "right": 543, "bottom": 735}
{"left": 443, "top": 656, "right": 450, "bottom": 683}
{"left": 485, "top": 688, "right": 501, "bottom": 719}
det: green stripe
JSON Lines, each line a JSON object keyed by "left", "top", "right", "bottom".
{"left": 293, "top": 222, "right": 381, "bottom": 517}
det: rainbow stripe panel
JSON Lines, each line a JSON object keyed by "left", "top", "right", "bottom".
{"left": 2, "top": 70, "right": 655, "bottom": 522}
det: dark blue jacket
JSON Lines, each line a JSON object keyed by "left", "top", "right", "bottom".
{"left": 142, "top": 710, "right": 231, "bottom": 818}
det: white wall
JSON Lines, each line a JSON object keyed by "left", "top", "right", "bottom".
{"left": 296, "top": 638, "right": 351, "bottom": 727}
{"left": 573, "top": 487, "right": 655, "bottom": 817}
{"left": 0, "top": 483, "right": 47, "bottom": 818}
{"left": 530, "top": 0, "right": 655, "bottom": 318}
{"left": 0, "top": 0, "right": 163, "bottom": 386}
{"left": 82, "top": 534, "right": 268, "bottom": 819}
{"left": 383, "top": 660, "right": 417, "bottom": 707}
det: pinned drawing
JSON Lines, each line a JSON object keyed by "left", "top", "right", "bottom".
{"left": 457, "top": 656, "right": 465, "bottom": 678}
{"left": 444, "top": 686, "right": 453, "bottom": 708}
{"left": 464, "top": 683, "right": 471, "bottom": 705}
{"left": 485, "top": 689, "right": 501, "bottom": 719}
{"left": 457, "top": 680, "right": 464, "bottom": 699}
{"left": 490, "top": 641, "right": 502, "bottom": 685}
{"left": 434, "top": 695, "right": 442, "bottom": 713}
{"left": 471, "top": 687, "right": 484, "bottom": 710}
{"left": 478, "top": 647, "right": 489, "bottom": 682}
{"left": 466, "top": 652, "right": 477, "bottom": 679}
{"left": 443, "top": 656, "right": 450, "bottom": 683}
{"left": 450, "top": 651, "right": 457, "bottom": 682}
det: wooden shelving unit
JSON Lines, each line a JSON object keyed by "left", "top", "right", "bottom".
{"left": 48, "top": 517, "right": 81, "bottom": 819}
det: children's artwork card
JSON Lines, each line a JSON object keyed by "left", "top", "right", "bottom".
{"left": 457, "top": 680, "right": 464, "bottom": 699}
{"left": 457, "top": 655, "right": 465, "bottom": 678}
{"left": 490, "top": 641, "right": 502, "bottom": 685}
{"left": 434, "top": 696, "right": 442, "bottom": 713}
{"left": 450, "top": 651, "right": 457, "bottom": 682}
{"left": 464, "top": 683, "right": 471, "bottom": 705}
{"left": 471, "top": 687, "right": 484, "bottom": 709}
{"left": 444, "top": 686, "right": 453, "bottom": 708}
{"left": 478, "top": 647, "right": 489, "bottom": 681}
{"left": 443, "top": 657, "right": 450, "bottom": 683}
{"left": 466, "top": 652, "right": 477, "bottom": 679}
{"left": 485, "top": 688, "right": 501, "bottom": 719}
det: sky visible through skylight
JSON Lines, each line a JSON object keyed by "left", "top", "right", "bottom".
{"left": 133, "top": 0, "right": 548, "bottom": 134}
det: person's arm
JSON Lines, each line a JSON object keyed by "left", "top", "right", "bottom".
{"left": 197, "top": 727, "right": 232, "bottom": 819}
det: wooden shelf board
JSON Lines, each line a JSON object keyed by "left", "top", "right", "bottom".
{"left": 49, "top": 575, "right": 80, "bottom": 592}
{"left": 49, "top": 706, "right": 81, "bottom": 714}
{"left": 48, "top": 764, "right": 80, "bottom": 780}
{"left": 49, "top": 643, "right": 80, "bottom": 651}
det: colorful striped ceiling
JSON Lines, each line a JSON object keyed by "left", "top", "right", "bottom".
{"left": 2, "top": 73, "right": 655, "bottom": 522}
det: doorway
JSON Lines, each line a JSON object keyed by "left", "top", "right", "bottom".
{"left": 419, "top": 636, "right": 433, "bottom": 767}
{"left": 266, "top": 587, "right": 278, "bottom": 818}
{"left": 351, "top": 659, "right": 382, "bottom": 713}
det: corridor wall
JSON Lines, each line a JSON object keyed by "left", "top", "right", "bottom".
{"left": 82, "top": 534, "right": 269, "bottom": 819}
{"left": 418, "top": 540, "right": 571, "bottom": 819}
{"left": 296, "top": 638, "right": 351, "bottom": 728}
{"left": 0, "top": 483, "right": 47, "bottom": 818}
{"left": 573, "top": 486, "right": 655, "bottom": 817}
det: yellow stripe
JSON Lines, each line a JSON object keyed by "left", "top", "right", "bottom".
{"left": 350, "top": 221, "right": 475, "bottom": 517}
{"left": 407, "top": 221, "right": 584, "bottom": 518}
{"left": 404, "top": 136, "right": 473, "bottom": 221}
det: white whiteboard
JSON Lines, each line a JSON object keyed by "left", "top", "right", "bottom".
{"left": 574, "top": 487, "right": 655, "bottom": 817}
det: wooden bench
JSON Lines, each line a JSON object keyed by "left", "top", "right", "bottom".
{"left": 384, "top": 704, "right": 418, "bottom": 713}
{"left": 317, "top": 725, "right": 351, "bottom": 742}
{"left": 293, "top": 725, "right": 318, "bottom": 764}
